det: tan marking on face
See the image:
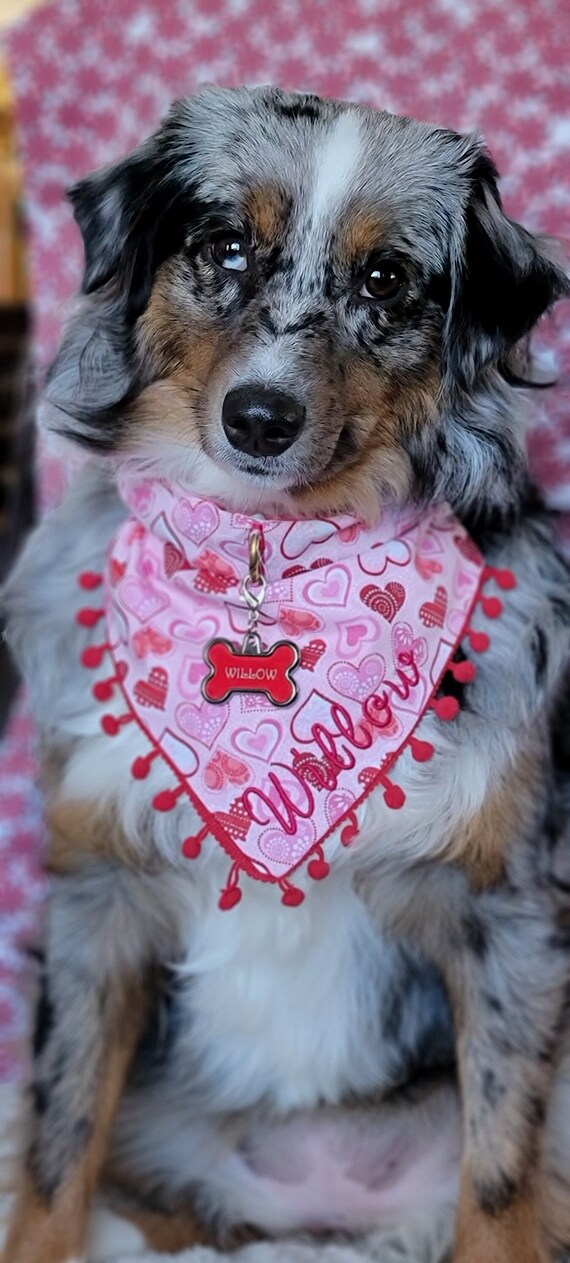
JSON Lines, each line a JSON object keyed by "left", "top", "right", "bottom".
{"left": 443, "top": 747, "right": 539, "bottom": 888}
{"left": 336, "top": 207, "right": 389, "bottom": 269}
{"left": 138, "top": 259, "right": 223, "bottom": 382}
{"left": 294, "top": 355, "right": 441, "bottom": 518}
{"left": 243, "top": 184, "right": 291, "bottom": 244}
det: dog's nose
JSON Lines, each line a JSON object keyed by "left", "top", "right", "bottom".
{"left": 222, "top": 386, "right": 306, "bottom": 458}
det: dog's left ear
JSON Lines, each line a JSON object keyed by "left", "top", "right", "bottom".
{"left": 445, "top": 146, "right": 569, "bottom": 387}
{"left": 67, "top": 126, "right": 189, "bottom": 323}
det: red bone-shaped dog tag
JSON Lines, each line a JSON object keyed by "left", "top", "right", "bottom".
{"left": 203, "top": 638, "right": 300, "bottom": 706}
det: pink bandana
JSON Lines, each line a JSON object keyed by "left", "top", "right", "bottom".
{"left": 78, "top": 478, "right": 515, "bottom": 909}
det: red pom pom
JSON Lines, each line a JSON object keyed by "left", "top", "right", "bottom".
{"left": 281, "top": 885, "right": 305, "bottom": 907}
{"left": 481, "top": 596, "right": 503, "bottom": 619}
{"left": 182, "top": 835, "right": 202, "bottom": 859}
{"left": 101, "top": 714, "right": 120, "bottom": 736}
{"left": 409, "top": 735, "right": 435, "bottom": 762}
{"left": 450, "top": 659, "right": 477, "bottom": 683}
{"left": 81, "top": 644, "right": 106, "bottom": 668}
{"left": 132, "top": 755, "right": 152, "bottom": 780}
{"left": 219, "top": 886, "right": 242, "bottom": 911}
{"left": 78, "top": 571, "right": 103, "bottom": 590}
{"left": 93, "top": 679, "right": 114, "bottom": 702}
{"left": 468, "top": 629, "right": 490, "bottom": 653}
{"left": 340, "top": 813, "right": 359, "bottom": 847}
{"left": 432, "top": 695, "right": 460, "bottom": 722}
{"left": 494, "top": 568, "right": 516, "bottom": 590}
{"left": 383, "top": 781, "right": 406, "bottom": 810}
{"left": 153, "top": 789, "right": 178, "bottom": 812}
{"left": 76, "top": 607, "right": 104, "bottom": 627}
{"left": 308, "top": 856, "right": 330, "bottom": 881}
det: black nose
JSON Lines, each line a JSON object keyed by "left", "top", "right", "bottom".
{"left": 222, "top": 386, "right": 306, "bottom": 458}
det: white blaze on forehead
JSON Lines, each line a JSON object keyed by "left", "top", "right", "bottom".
{"left": 309, "top": 110, "right": 363, "bottom": 225}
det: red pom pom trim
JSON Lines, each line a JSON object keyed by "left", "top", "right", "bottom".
{"left": 467, "top": 629, "right": 490, "bottom": 653}
{"left": 152, "top": 786, "right": 184, "bottom": 812}
{"left": 307, "top": 846, "right": 330, "bottom": 880}
{"left": 101, "top": 712, "right": 133, "bottom": 736}
{"left": 81, "top": 643, "right": 108, "bottom": 668}
{"left": 382, "top": 778, "right": 406, "bottom": 809}
{"left": 76, "top": 607, "right": 104, "bottom": 628}
{"left": 280, "top": 880, "right": 305, "bottom": 907}
{"left": 432, "top": 695, "right": 460, "bottom": 722}
{"left": 481, "top": 595, "right": 503, "bottom": 619}
{"left": 450, "top": 659, "right": 477, "bottom": 684}
{"left": 182, "top": 825, "right": 208, "bottom": 860}
{"left": 78, "top": 571, "right": 103, "bottom": 590}
{"left": 409, "top": 735, "right": 435, "bottom": 762}
{"left": 340, "top": 810, "right": 359, "bottom": 847}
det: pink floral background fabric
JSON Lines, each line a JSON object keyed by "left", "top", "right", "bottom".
{"left": 1, "top": 0, "right": 569, "bottom": 1078}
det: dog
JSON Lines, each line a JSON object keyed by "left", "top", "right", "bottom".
{"left": 3, "top": 85, "right": 570, "bottom": 1263}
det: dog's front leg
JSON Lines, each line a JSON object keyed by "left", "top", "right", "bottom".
{"left": 2, "top": 860, "right": 157, "bottom": 1263}
{"left": 444, "top": 886, "right": 567, "bottom": 1263}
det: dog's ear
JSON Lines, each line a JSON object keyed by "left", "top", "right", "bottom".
{"left": 445, "top": 145, "right": 569, "bottom": 387}
{"left": 67, "top": 116, "right": 194, "bottom": 322}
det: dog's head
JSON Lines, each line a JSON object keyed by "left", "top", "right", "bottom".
{"left": 48, "top": 85, "right": 568, "bottom": 520}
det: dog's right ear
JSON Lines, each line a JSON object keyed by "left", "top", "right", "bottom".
{"left": 67, "top": 112, "right": 197, "bottom": 322}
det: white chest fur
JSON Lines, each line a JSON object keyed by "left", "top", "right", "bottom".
{"left": 173, "top": 870, "right": 392, "bottom": 1113}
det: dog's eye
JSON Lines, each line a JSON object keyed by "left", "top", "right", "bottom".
{"left": 360, "top": 260, "right": 405, "bottom": 302}
{"left": 210, "top": 234, "right": 249, "bottom": 273}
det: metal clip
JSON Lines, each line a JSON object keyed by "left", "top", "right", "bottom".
{"left": 241, "top": 629, "right": 263, "bottom": 656}
{"left": 248, "top": 528, "right": 264, "bottom": 586}
{"left": 241, "top": 528, "right": 266, "bottom": 613}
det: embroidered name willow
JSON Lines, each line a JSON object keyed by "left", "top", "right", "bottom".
{"left": 77, "top": 478, "right": 515, "bottom": 909}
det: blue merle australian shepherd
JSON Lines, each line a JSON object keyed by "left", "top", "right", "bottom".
{"left": 3, "top": 86, "right": 570, "bottom": 1263}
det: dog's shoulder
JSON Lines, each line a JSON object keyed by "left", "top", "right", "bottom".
{"left": 3, "top": 462, "right": 125, "bottom": 729}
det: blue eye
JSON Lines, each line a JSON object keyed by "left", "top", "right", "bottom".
{"left": 211, "top": 235, "right": 249, "bottom": 273}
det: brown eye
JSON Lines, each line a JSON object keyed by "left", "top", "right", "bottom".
{"left": 210, "top": 234, "right": 249, "bottom": 273}
{"left": 360, "top": 260, "right": 405, "bottom": 302}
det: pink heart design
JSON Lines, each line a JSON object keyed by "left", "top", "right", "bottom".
{"left": 125, "top": 480, "right": 155, "bottom": 516}
{"left": 121, "top": 577, "right": 169, "bottom": 624}
{"left": 173, "top": 499, "right": 219, "bottom": 545}
{"left": 454, "top": 533, "right": 483, "bottom": 567}
{"left": 415, "top": 555, "right": 444, "bottom": 581}
{"left": 392, "top": 622, "right": 428, "bottom": 669}
{"left": 259, "top": 819, "right": 316, "bottom": 865}
{"left": 419, "top": 585, "right": 448, "bottom": 629}
{"left": 134, "top": 666, "right": 169, "bottom": 710}
{"left": 291, "top": 689, "right": 329, "bottom": 743}
{"left": 325, "top": 789, "right": 356, "bottom": 828}
{"left": 358, "top": 539, "right": 411, "bottom": 576}
{"left": 328, "top": 654, "right": 385, "bottom": 703}
{"left": 279, "top": 607, "right": 323, "bottom": 636}
{"left": 304, "top": 565, "right": 351, "bottom": 608}
{"left": 282, "top": 520, "right": 337, "bottom": 560}
{"left": 132, "top": 626, "right": 173, "bottom": 659}
{"left": 170, "top": 615, "right": 220, "bottom": 644}
{"left": 204, "top": 750, "right": 251, "bottom": 790}
{"left": 454, "top": 564, "right": 477, "bottom": 597}
{"left": 336, "top": 618, "right": 377, "bottom": 658}
{"left": 176, "top": 700, "right": 229, "bottom": 748}
{"left": 360, "top": 581, "right": 405, "bottom": 622}
{"left": 233, "top": 720, "right": 282, "bottom": 763}
{"left": 178, "top": 655, "right": 207, "bottom": 698}
{"left": 146, "top": 627, "right": 173, "bottom": 654}
{"left": 164, "top": 541, "right": 190, "bottom": 578}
